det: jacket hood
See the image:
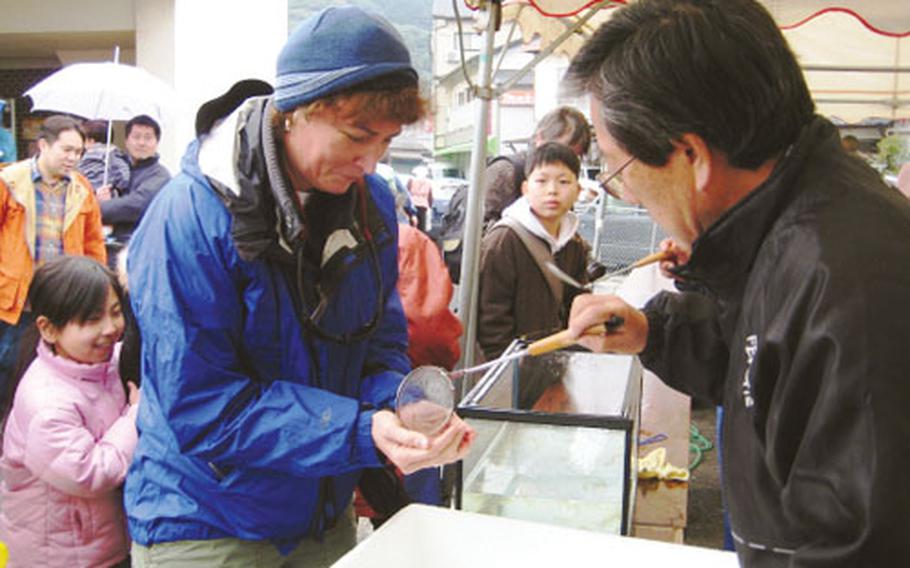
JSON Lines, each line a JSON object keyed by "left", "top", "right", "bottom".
{"left": 501, "top": 196, "right": 579, "bottom": 253}
{"left": 676, "top": 116, "right": 837, "bottom": 297}
{"left": 194, "top": 94, "right": 304, "bottom": 261}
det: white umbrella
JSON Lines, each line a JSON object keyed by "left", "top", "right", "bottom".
{"left": 25, "top": 61, "right": 175, "bottom": 123}
{"left": 25, "top": 61, "right": 176, "bottom": 188}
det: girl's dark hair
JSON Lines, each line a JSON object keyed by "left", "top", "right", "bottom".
{"left": 3, "top": 256, "right": 125, "bottom": 419}
{"left": 125, "top": 114, "right": 161, "bottom": 141}
{"left": 525, "top": 141, "right": 582, "bottom": 178}
{"left": 29, "top": 256, "right": 124, "bottom": 328}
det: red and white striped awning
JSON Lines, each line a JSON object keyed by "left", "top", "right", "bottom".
{"left": 465, "top": 0, "right": 910, "bottom": 35}
{"left": 463, "top": 0, "right": 909, "bottom": 121}
{"left": 768, "top": 1, "right": 910, "bottom": 37}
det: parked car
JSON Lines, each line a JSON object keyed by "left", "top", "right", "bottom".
{"left": 428, "top": 162, "right": 464, "bottom": 180}
{"left": 430, "top": 176, "right": 468, "bottom": 232}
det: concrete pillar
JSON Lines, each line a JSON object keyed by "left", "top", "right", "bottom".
{"left": 134, "top": 0, "right": 177, "bottom": 170}
{"left": 135, "top": 0, "right": 287, "bottom": 172}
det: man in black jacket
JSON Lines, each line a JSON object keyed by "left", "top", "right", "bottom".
{"left": 99, "top": 114, "right": 170, "bottom": 244}
{"left": 564, "top": 0, "right": 910, "bottom": 566}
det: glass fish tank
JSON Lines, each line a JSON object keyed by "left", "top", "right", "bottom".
{"left": 456, "top": 341, "right": 642, "bottom": 535}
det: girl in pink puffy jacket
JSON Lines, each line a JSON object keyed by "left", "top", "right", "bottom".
{"left": 0, "top": 256, "right": 139, "bottom": 568}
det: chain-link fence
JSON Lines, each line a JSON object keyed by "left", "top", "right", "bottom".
{"left": 575, "top": 195, "right": 664, "bottom": 270}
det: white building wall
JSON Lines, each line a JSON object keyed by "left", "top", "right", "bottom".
{"left": 498, "top": 105, "right": 535, "bottom": 151}
{"left": 533, "top": 56, "right": 566, "bottom": 120}
{"left": 136, "top": 0, "right": 287, "bottom": 172}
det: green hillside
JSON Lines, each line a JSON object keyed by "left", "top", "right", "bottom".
{"left": 288, "top": 0, "right": 432, "bottom": 90}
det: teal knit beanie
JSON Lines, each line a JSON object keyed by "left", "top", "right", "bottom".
{"left": 275, "top": 6, "right": 417, "bottom": 112}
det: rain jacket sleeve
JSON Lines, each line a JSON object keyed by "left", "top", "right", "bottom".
{"left": 134, "top": 181, "right": 392, "bottom": 479}
{"left": 397, "top": 223, "right": 462, "bottom": 369}
{"left": 358, "top": 288, "right": 411, "bottom": 412}
{"left": 639, "top": 290, "right": 729, "bottom": 405}
{"left": 23, "top": 404, "right": 138, "bottom": 498}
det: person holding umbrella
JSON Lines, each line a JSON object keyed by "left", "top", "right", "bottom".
{"left": 98, "top": 114, "right": 170, "bottom": 247}
{"left": 125, "top": 6, "right": 474, "bottom": 566}
{"left": 0, "top": 114, "right": 106, "bottom": 404}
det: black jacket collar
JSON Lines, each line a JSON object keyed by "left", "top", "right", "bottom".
{"left": 674, "top": 116, "right": 839, "bottom": 298}
{"left": 198, "top": 95, "right": 311, "bottom": 262}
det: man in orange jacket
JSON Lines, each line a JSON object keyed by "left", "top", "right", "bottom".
{"left": 0, "top": 114, "right": 106, "bottom": 399}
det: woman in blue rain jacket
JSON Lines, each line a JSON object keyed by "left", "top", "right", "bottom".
{"left": 124, "top": 7, "right": 473, "bottom": 564}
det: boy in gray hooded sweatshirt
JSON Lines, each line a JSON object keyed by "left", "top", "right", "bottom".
{"left": 478, "top": 141, "right": 590, "bottom": 359}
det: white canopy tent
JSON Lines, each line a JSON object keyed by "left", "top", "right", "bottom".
{"left": 454, "top": 0, "right": 910, "bottom": 374}
{"left": 489, "top": 1, "right": 910, "bottom": 121}
{"left": 784, "top": 10, "right": 909, "bottom": 122}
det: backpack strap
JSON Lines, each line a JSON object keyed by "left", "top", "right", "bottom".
{"left": 496, "top": 217, "right": 563, "bottom": 305}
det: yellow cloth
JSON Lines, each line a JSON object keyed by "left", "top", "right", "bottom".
{"left": 638, "top": 447, "right": 690, "bottom": 481}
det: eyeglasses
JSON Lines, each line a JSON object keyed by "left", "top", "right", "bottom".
{"left": 596, "top": 155, "right": 636, "bottom": 200}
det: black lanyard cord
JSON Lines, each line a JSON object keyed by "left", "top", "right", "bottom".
{"left": 294, "top": 185, "right": 385, "bottom": 344}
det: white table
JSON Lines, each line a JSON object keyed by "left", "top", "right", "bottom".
{"left": 333, "top": 504, "right": 739, "bottom": 568}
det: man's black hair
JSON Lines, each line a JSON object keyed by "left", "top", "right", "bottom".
{"left": 126, "top": 114, "right": 161, "bottom": 140}
{"left": 525, "top": 141, "right": 581, "bottom": 178}
{"left": 565, "top": 0, "right": 814, "bottom": 169}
